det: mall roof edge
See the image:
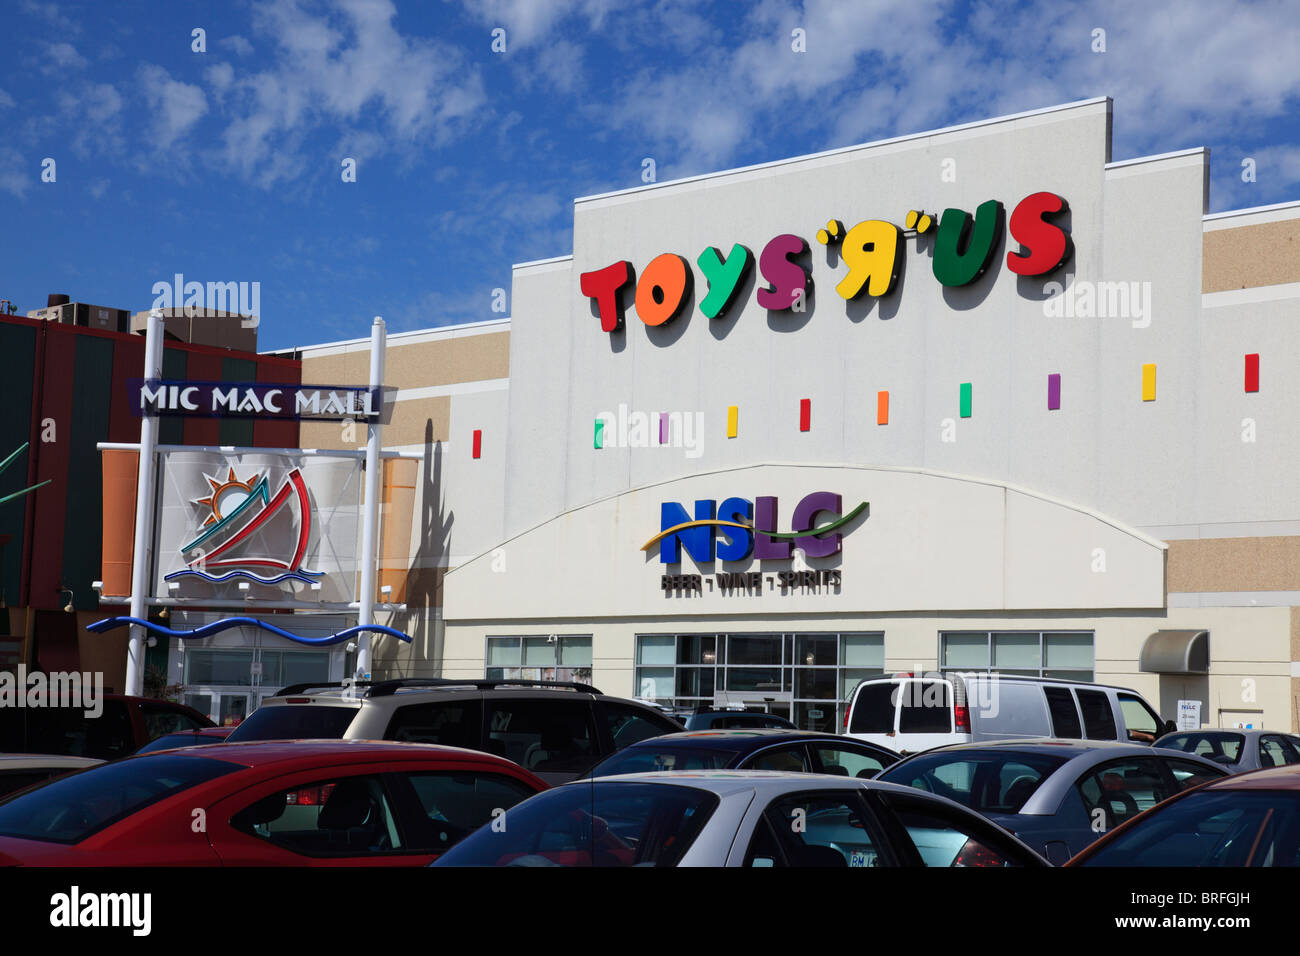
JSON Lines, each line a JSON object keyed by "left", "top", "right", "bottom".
{"left": 263, "top": 316, "right": 511, "bottom": 357}
{"left": 444, "top": 461, "right": 1169, "bottom": 577}
{"left": 1203, "top": 198, "right": 1300, "bottom": 222}
{"left": 572, "top": 96, "right": 1114, "bottom": 207}
{"left": 1104, "top": 147, "right": 1208, "bottom": 170}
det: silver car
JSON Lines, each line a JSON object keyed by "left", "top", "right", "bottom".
{"left": 1153, "top": 729, "right": 1300, "bottom": 773}
{"left": 877, "top": 739, "right": 1228, "bottom": 864}
{"left": 431, "top": 771, "right": 1049, "bottom": 867}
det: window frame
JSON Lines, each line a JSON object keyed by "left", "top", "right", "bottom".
{"left": 633, "top": 632, "right": 885, "bottom": 731}
{"left": 938, "top": 630, "right": 1095, "bottom": 682}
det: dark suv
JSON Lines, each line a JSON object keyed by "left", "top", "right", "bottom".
{"left": 0, "top": 694, "right": 214, "bottom": 760}
{"left": 225, "top": 679, "right": 684, "bottom": 784}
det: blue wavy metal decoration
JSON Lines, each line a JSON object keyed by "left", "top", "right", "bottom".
{"left": 87, "top": 615, "right": 411, "bottom": 647}
{"left": 164, "top": 568, "right": 325, "bottom": 586}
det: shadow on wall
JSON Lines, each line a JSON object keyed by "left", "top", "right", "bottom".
{"left": 376, "top": 419, "right": 453, "bottom": 678}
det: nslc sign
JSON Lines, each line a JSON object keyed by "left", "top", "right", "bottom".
{"left": 642, "top": 492, "right": 868, "bottom": 564}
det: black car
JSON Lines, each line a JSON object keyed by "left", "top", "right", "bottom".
{"left": 682, "top": 710, "right": 797, "bottom": 731}
{"left": 582, "top": 728, "right": 899, "bottom": 779}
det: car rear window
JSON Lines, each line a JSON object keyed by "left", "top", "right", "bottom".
{"left": 898, "top": 681, "right": 951, "bottom": 734}
{"left": 0, "top": 754, "right": 241, "bottom": 844}
{"left": 1080, "top": 790, "right": 1300, "bottom": 867}
{"left": 585, "top": 747, "right": 735, "bottom": 777}
{"left": 432, "top": 781, "right": 719, "bottom": 867}
{"left": 879, "top": 751, "right": 1068, "bottom": 813}
{"left": 849, "top": 682, "right": 897, "bottom": 734}
{"left": 224, "top": 704, "right": 357, "bottom": 742}
{"left": 1157, "top": 733, "right": 1244, "bottom": 763}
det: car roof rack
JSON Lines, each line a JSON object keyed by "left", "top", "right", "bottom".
{"left": 271, "top": 677, "right": 605, "bottom": 699}
{"left": 364, "top": 678, "right": 604, "bottom": 698}
{"left": 273, "top": 680, "right": 376, "bottom": 696}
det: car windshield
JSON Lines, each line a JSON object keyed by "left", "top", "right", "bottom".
{"left": 225, "top": 704, "right": 356, "bottom": 742}
{"left": 0, "top": 754, "right": 242, "bottom": 844}
{"left": 585, "top": 747, "right": 735, "bottom": 778}
{"left": 878, "top": 751, "right": 1068, "bottom": 813}
{"left": 1082, "top": 790, "right": 1300, "bottom": 866}
{"left": 1156, "top": 733, "right": 1244, "bottom": 763}
{"left": 432, "top": 781, "right": 719, "bottom": 867}
{"left": 135, "top": 733, "right": 220, "bottom": 755}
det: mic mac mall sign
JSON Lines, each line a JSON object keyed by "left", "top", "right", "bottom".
{"left": 131, "top": 379, "right": 392, "bottom": 423}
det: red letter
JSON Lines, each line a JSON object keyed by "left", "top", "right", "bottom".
{"left": 580, "top": 260, "right": 634, "bottom": 332}
{"left": 1007, "top": 192, "right": 1071, "bottom": 276}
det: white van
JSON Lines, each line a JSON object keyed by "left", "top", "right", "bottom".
{"left": 842, "top": 674, "right": 1174, "bottom": 756}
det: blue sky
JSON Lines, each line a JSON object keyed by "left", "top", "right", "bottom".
{"left": 2, "top": 0, "right": 1298, "bottom": 351}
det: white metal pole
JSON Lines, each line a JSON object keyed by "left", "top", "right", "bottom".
{"left": 125, "top": 311, "right": 163, "bottom": 697}
{"left": 355, "top": 315, "right": 386, "bottom": 681}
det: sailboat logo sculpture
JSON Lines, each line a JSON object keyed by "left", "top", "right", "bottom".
{"left": 165, "top": 466, "right": 324, "bottom": 586}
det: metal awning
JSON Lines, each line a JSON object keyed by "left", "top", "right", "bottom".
{"left": 1140, "top": 629, "right": 1210, "bottom": 674}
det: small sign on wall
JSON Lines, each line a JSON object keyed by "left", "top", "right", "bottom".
{"left": 1176, "top": 699, "right": 1201, "bottom": 731}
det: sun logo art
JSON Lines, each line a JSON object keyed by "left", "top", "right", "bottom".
{"left": 165, "top": 466, "right": 324, "bottom": 587}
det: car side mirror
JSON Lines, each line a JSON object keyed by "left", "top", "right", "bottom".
{"left": 1163, "top": 720, "right": 1177, "bottom": 736}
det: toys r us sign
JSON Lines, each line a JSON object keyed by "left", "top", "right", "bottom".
{"left": 580, "top": 192, "right": 1071, "bottom": 334}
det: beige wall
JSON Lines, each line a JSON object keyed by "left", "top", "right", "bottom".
{"left": 1203, "top": 219, "right": 1300, "bottom": 292}
{"left": 1168, "top": 536, "right": 1300, "bottom": 591}
{"left": 286, "top": 323, "right": 511, "bottom": 681}
{"left": 299, "top": 331, "right": 509, "bottom": 391}
{"left": 444, "top": 605, "right": 1295, "bottom": 730}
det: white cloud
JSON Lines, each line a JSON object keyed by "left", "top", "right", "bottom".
{"left": 457, "top": 0, "right": 616, "bottom": 48}
{"left": 47, "top": 82, "right": 124, "bottom": 158}
{"left": 22, "top": 1, "right": 79, "bottom": 34}
{"left": 221, "top": 35, "right": 255, "bottom": 56}
{"left": 0, "top": 89, "right": 14, "bottom": 109}
{"left": 593, "top": 0, "right": 1300, "bottom": 181}
{"left": 42, "top": 41, "right": 88, "bottom": 73}
{"left": 206, "top": 62, "right": 235, "bottom": 94}
{"left": 214, "top": 0, "right": 489, "bottom": 186}
{"left": 139, "top": 65, "right": 208, "bottom": 151}
{"left": 0, "top": 147, "right": 29, "bottom": 198}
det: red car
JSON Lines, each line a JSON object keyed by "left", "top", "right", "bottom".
{"left": 0, "top": 740, "right": 547, "bottom": 866}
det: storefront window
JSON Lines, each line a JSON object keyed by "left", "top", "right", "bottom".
{"left": 634, "top": 632, "right": 884, "bottom": 732}
{"left": 484, "top": 635, "right": 593, "bottom": 684}
{"left": 940, "top": 631, "right": 1094, "bottom": 681}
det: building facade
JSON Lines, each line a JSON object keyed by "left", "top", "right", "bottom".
{"left": 0, "top": 310, "right": 298, "bottom": 699}
{"left": 382, "top": 97, "right": 1300, "bottom": 734}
